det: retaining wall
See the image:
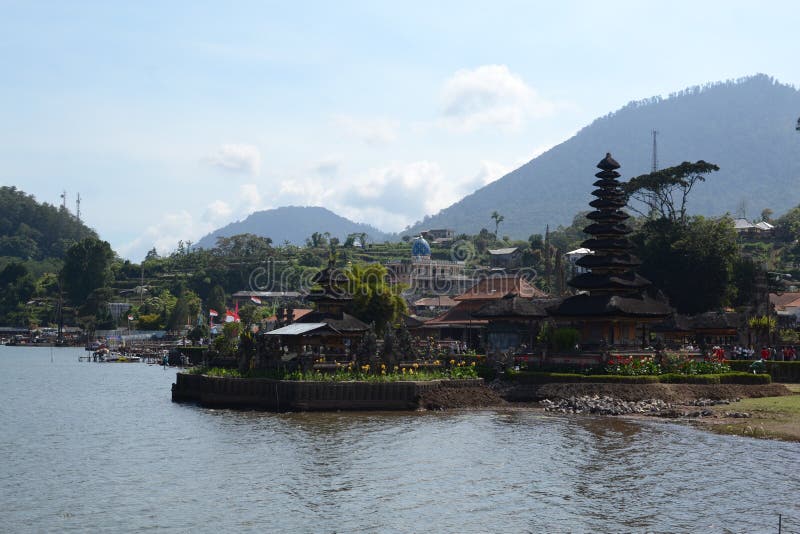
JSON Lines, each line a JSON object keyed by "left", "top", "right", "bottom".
{"left": 171, "top": 373, "right": 483, "bottom": 411}
{"left": 727, "top": 360, "right": 800, "bottom": 382}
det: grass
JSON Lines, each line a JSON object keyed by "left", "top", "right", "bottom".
{"left": 705, "top": 385, "right": 800, "bottom": 442}
{"left": 729, "top": 394, "right": 800, "bottom": 415}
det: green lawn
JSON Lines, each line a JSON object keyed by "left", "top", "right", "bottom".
{"left": 709, "top": 386, "right": 800, "bottom": 441}
{"left": 729, "top": 394, "right": 800, "bottom": 415}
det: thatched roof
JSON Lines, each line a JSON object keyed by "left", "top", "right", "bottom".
{"left": 472, "top": 296, "right": 555, "bottom": 319}
{"left": 550, "top": 293, "right": 672, "bottom": 319}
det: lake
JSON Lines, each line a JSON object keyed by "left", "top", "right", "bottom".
{"left": 1, "top": 346, "right": 798, "bottom": 533}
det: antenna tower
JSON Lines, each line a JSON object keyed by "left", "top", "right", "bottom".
{"left": 76, "top": 193, "right": 81, "bottom": 223}
{"left": 60, "top": 190, "right": 67, "bottom": 210}
{"left": 651, "top": 130, "right": 658, "bottom": 172}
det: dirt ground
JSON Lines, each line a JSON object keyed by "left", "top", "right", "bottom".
{"left": 417, "top": 385, "right": 507, "bottom": 410}
{"left": 518, "top": 382, "right": 792, "bottom": 403}
{"left": 418, "top": 380, "right": 800, "bottom": 441}
{"left": 418, "top": 382, "right": 791, "bottom": 410}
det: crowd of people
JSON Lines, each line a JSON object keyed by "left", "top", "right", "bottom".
{"left": 728, "top": 345, "right": 797, "bottom": 360}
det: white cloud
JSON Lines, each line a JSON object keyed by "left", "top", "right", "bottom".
{"left": 202, "top": 200, "right": 232, "bottom": 222}
{"left": 332, "top": 114, "right": 398, "bottom": 145}
{"left": 238, "top": 183, "right": 262, "bottom": 213}
{"left": 207, "top": 143, "right": 262, "bottom": 175}
{"left": 473, "top": 160, "right": 512, "bottom": 186}
{"left": 118, "top": 209, "right": 215, "bottom": 259}
{"left": 119, "top": 153, "right": 536, "bottom": 259}
{"left": 440, "top": 64, "right": 557, "bottom": 132}
{"left": 340, "top": 160, "right": 501, "bottom": 231}
{"left": 313, "top": 157, "right": 340, "bottom": 176}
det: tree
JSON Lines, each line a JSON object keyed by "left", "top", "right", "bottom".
{"left": 490, "top": 211, "right": 504, "bottom": 239}
{"left": 61, "top": 238, "right": 114, "bottom": 305}
{"left": 346, "top": 263, "right": 407, "bottom": 335}
{"left": 306, "top": 232, "right": 328, "bottom": 248}
{"left": 166, "top": 289, "right": 201, "bottom": 331}
{"left": 0, "top": 262, "right": 36, "bottom": 323}
{"left": 632, "top": 216, "right": 739, "bottom": 314}
{"left": 207, "top": 285, "right": 227, "bottom": 314}
{"left": 624, "top": 161, "right": 719, "bottom": 223}
{"left": 237, "top": 303, "right": 269, "bottom": 328}
{"left": 774, "top": 204, "right": 800, "bottom": 242}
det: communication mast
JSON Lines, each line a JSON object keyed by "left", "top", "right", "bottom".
{"left": 76, "top": 193, "right": 81, "bottom": 223}
{"left": 651, "top": 130, "right": 659, "bottom": 172}
{"left": 60, "top": 190, "right": 67, "bottom": 210}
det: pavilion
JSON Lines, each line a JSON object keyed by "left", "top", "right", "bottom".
{"left": 549, "top": 153, "right": 672, "bottom": 349}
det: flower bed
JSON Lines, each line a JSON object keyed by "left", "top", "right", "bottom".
{"left": 188, "top": 359, "right": 478, "bottom": 382}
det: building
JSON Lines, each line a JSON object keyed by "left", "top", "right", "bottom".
{"left": 385, "top": 236, "right": 472, "bottom": 296}
{"left": 421, "top": 274, "right": 548, "bottom": 349}
{"left": 550, "top": 153, "right": 672, "bottom": 349}
{"left": 771, "top": 292, "right": 800, "bottom": 327}
{"left": 264, "top": 261, "right": 369, "bottom": 357}
{"left": 412, "top": 295, "right": 457, "bottom": 316}
{"left": 421, "top": 228, "right": 455, "bottom": 244}
{"left": 488, "top": 247, "right": 521, "bottom": 269}
{"left": 651, "top": 312, "right": 745, "bottom": 348}
{"left": 733, "top": 218, "right": 775, "bottom": 238}
{"left": 473, "top": 296, "right": 554, "bottom": 353}
{"left": 232, "top": 291, "right": 303, "bottom": 307}
{"left": 565, "top": 247, "right": 593, "bottom": 276}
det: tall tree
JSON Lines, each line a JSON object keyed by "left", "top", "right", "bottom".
{"left": 624, "top": 161, "right": 719, "bottom": 224}
{"left": 207, "top": 285, "right": 227, "bottom": 314}
{"left": 345, "top": 263, "right": 407, "bottom": 335}
{"left": 490, "top": 211, "right": 505, "bottom": 239}
{"left": 632, "top": 216, "right": 739, "bottom": 314}
{"left": 61, "top": 238, "right": 114, "bottom": 305}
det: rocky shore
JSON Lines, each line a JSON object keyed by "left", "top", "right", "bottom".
{"left": 539, "top": 395, "right": 752, "bottom": 419}
{"left": 418, "top": 380, "right": 798, "bottom": 441}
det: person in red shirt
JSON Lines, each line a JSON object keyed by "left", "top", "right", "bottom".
{"left": 761, "top": 346, "right": 770, "bottom": 360}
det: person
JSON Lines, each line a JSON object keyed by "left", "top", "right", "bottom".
{"left": 761, "top": 346, "right": 770, "bottom": 360}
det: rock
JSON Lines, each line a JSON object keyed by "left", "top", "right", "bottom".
{"left": 539, "top": 395, "right": 673, "bottom": 416}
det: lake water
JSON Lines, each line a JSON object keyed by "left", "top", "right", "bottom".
{"left": 1, "top": 346, "right": 799, "bottom": 533}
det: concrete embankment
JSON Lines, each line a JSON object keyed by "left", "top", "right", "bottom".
{"left": 171, "top": 372, "right": 489, "bottom": 411}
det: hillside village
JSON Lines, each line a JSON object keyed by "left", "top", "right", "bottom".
{"left": 2, "top": 152, "right": 799, "bottom": 366}
{"left": 3, "top": 75, "right": 800, "bottom": 371}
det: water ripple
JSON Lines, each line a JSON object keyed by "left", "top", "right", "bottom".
{"left": 2, "top": 347, "right": 799, "bottom": 533}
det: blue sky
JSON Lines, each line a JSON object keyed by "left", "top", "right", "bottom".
{"left": 2, "top": 0, "right": 799, "bottom": 260}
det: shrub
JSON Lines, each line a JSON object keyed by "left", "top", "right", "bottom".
{"left": 505, "top": 371, "right": 769, "bottom": 385}
{"left": 552, "top": 327, "right": 581, "bottom": 352}
{"left": 506, "top": 371, "right": 659, "bottom": 384}
{"left": 658, "top": 373, "right": 721, "bottom": 384}
{"left": 719, "top": 372, "right": 771, "bottom": 384}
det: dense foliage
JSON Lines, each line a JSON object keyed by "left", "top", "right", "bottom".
{"left": 0, "top": 186, "right": 97, "bottom": 260}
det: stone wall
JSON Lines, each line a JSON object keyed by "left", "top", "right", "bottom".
{"left": 171, "top": 373, "right": 482, "bottom": 411}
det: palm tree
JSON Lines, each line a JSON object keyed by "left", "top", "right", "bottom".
{"left": 490, "top": 211, "right": 504, "bottom": 240}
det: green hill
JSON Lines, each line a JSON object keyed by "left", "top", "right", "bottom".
{"left": 195, "top": 205, "right": 392, "bottom": 249}
{"left": 405, "top": 74, "right": 800, "bottom": 238}
{"left": 0, "top": 186, "right": 98, "bottom": 260}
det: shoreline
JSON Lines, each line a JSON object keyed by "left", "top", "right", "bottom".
{"left": 463, "top": 382, "right": 800, "bottom": 442}
{"left": 172, "top": 371, "right": 798, "bottom": 441}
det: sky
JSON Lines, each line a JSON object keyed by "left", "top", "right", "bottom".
{"left": 2, "top": 0, "right": 799, "bottom": 261}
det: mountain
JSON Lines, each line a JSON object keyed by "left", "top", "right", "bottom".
{"left": 195, "top": 205, "right": 393, "bottom": 249}
{"left": 0, "top": 186, "right": 98, "bottom": 260}
{"left": 405, "top": 74, "right": 800, "bottom": 239}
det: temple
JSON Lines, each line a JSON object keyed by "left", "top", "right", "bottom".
{"left": 550, "top": 153, "right": 672, "bottom": 347}
{"left": 265, "top": 258, "right": 369, "bottom": 357}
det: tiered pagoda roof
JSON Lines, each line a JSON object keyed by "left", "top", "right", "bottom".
{"left": 552, "top": 153, "right": 671, "bottom": 318}
{"left": 568, "top": 153, "right": 646, "bottom": 296}
{"left": 307, "top": 259, "right": 352, "bottom": 303}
